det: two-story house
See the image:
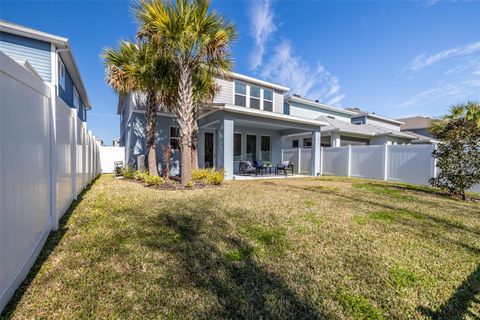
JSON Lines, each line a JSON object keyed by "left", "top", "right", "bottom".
{"left": 118, "top": 73, "right": 328, "bottom": 179}
{"left": 282, "top": 97, "right": 418, "bottom": 149}
{"left": 0, "top": 20, "right": 91, "bottom": 122}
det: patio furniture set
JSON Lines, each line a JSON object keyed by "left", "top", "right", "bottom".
{"left": 239, "top": 160, "right": 294, "bottom": 177}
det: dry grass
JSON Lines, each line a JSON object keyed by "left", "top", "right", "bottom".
{"left": 2, "top": 175, "right": 480, "bottom": 319}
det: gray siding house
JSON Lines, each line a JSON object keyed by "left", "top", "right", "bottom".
{"left": 0, "top": 20, "right": 91, "bottom": 121}
{"left": 118, "top": 73, "right": 328, "bottom": 179}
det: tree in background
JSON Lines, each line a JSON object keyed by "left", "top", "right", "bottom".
{"left": 103, "top": 40, "right": 172, "bottom": 176}
{"left": 429, "top": 102, "right": 480, "bottom": 200}
{"left": 136, "top": 0, "right": 236, "bottom": 184}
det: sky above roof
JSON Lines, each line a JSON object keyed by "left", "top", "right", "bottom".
{"left": 1, "top": 0, "right": 479, "bottom": 145}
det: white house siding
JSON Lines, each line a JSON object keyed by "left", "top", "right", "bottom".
{"left": 367, "top": 118, "right": 401, "bottom": 132}
{"left": 288, "top": 101, "right": 352, "bottom": 122}
{"left": 0, "top": 32, "right": 51, "bottom": 82}
{"left": 274, "top": 90, "right": 283, "bottom": 114}
{"left": 213, "top": 77, "right": 233, "bottom": 105}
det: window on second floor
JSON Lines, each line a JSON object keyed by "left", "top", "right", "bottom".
{"left": 352, "top": 121, "right": 362, "bottom": 125}
{"left": 170, "top": 127, "right": 180, "bottom": 150}
{"left": 58, "top": 58, "right": 66, "bottom": 90}
{"left": 234, "top": 82, "right": 246, "bottom": 107}
{"left": 250, "top": 85, "right": 260, "bottom": 109}
{"left": 263, "top": 89, "right": 273, "bottom": 112}
{"left": 73, "top": 87, "right": 79, "bottom": 109}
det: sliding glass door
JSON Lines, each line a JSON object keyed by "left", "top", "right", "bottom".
{"left": 261, "top": 136, "right": 271, "bottom": 161}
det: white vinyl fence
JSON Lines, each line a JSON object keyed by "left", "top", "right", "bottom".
{"left": 0, "top": 52, "right": 102, "bottom": 312}
{"left": 282, "top": 144, "right": 480, "bottom": 192}
{"left": 99, "top": 146, "right": 125, "bottom": 173}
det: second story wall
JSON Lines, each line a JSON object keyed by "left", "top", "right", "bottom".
{"left": 0, "top": 31, "right": 51, "bottom": 82}
{"left": 367, "top": 118, "right": 401, "bottom": 132}
{"left": 285, "top": 100, "right": 352, "bottom": 122}
{"left": 58, "top": 56, "right": 87, "bottom": 121}
{"left": 213, "top": 77, "right": 284, "bottom": 114}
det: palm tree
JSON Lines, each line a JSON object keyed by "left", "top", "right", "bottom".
{"left": 103, "top": 40, "right": 169, "bottom": 176}
{"left": 136, "top": 0, "right": 236, "bottom": 184}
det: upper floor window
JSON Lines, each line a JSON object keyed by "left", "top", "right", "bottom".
{"left": 73, "top": 87, "right": 79, "bottom": 109}
{"left": 58, "top": 58, "right": 66, "bottom": 89}
{"left": 234, "top": 82, "right": 246, "bottom": 107}
{"left": 170, "top": 127, "right": 180, "bottom": 150}
{"left": 263, "top": 89, "right": 273, "bottom": 112}
{"left": 250, "top": 85, "right": 260, "bottom": 109}
{"left": 353, "top": 121, "right": 362, "bottom": 125}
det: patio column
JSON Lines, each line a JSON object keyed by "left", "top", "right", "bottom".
{"left": 331, "top": 132, "right": 341, "bottom": 147}
{"left": 219, "top": 118, "right": 234, "bottom": 179}
{"left": 311, "top": 130, "right": 321, "bottom": 176}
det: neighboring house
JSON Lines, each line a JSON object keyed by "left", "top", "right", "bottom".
{"left": 118, "top": 73, "right": 328, "bottom": 179}
{"left": 282, "top": 97, "right": 418, "bottom": 148}
{"left": 397, "top": 116, "right": 433, "bottom": 137}
{"left": 0, "top": 20, "right": 91, "bottom": 121}
{"left": 112, "top": 137, "right": 121, "bottom": 147}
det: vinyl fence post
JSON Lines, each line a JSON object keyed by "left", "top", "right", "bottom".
{"left": 383, "top": 143, "right": 388, "bottom": 181}
{"left": 320, "top": 146, "right": 324, "bottom": 176}
{"left": 281, "top": 148, "right": 284, "bottom": 163}
{"left": 431, "top": 143, "right": 438, "bottom": 179}
{"left": 71, "top": 109, "right": 77, "bottom": 200}
{"left": 347, "top": 145, "right": 352, "bottom": 177}
{"left": 49, "top": 85, "right": 58, "bottom": 231}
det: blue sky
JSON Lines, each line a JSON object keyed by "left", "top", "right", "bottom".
{"left": 2, "top": 0, "right": 479, "bottom": 145}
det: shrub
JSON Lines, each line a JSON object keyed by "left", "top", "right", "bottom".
{"left": 134, "top": 170, "right": 149, "bottom": 181}
{"left": 143, "top": 174, "right": 164, "bottom": 186}
{"left": 122, "top": 166, "right": 135, "bottom": 179}
{"left": 192, "top": 168, "right": 225, "bottom": 185}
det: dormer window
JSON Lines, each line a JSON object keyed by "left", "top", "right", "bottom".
{"left": 234, "top": 82, "right": 246, "bottom": 107}
{"left": 58, "top": 58, "right": 66, "bottom": 89}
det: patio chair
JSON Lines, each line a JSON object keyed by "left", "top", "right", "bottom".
{"left": 276, "top": 161, "right": 294, "bottom": 176}
{"left": 239, "top": 161, "right": 257, "bottom": 175}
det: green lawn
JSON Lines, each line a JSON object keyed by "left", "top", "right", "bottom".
{"left": 3, "top": 175, "right": 480, "bottom": 319}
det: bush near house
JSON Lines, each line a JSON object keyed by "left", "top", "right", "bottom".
{"left": 192, "top": 168, "right": 225, "bottom": 185}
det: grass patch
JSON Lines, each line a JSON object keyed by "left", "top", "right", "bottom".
{"left": 352, "top": 215, "right": 368, "bottom": 225}
{"left": 353, "top": 183, "right": 412, "bottom": 201}
{"left": 4, "top": 175, "right": 480, "bottom": 319}
{"left": 337, "top": 288, "right": 385, "bottom": 320}
{"left": 389, "top": 266, "right": 418, "bottom": 289}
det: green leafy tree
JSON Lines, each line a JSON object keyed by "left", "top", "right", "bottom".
{"left": 136, "top": 0, "right": 236, "bottom": 184}
{"left": 429, "top": 102, "right": 480, "bottom": 200}
{"left": 103, "top": 40, "right": 173, "bottom": 176}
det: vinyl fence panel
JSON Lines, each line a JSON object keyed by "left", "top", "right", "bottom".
{"left": 56, "top": 99, "right": 75, "bottom": 218}
{"left": 322, "top": 147, "right": 349, "bottom": 176}
{"left": 387, "top": 145, "right": 433, "bottom": 185}
{"left": 350, "top": 145, "right": 384, "bottom": 180}
{"left": 300, "top": 148, "right": 312, "bottom": 175}
{"left": 0, "top": 52, "right": 52, "bottom": 312}
{"left": 0, "top": 52, "right": 102, "bottom": 312}
{"left": 99, "top": 146, "right": 125, "bottom": 173}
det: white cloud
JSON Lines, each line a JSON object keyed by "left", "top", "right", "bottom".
{"left": 259, "top": 41, "right": 346, "bottom": 105}
{"left": 249, "top": 0, "right": 277, "bottom": 70}
{"left": 404, "top": 41, "right": 480, "bottom": 72}
{"left": 395, "top": 80, "right": 480, "bottom": 108}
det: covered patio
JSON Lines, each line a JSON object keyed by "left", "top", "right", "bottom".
{"left": 197, "top": 105, "right": 327, "bottom": 179}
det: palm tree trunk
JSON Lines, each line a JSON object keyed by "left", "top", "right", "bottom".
{"left": 145, "top": 90, "right": 159, "bottom": 176}
{"left": 178, "top": 65, "right": 194, "bottom": 184}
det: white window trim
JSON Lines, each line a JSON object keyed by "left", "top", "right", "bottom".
{"left": 58, "top": 57, "right": 66, "bottom": 90}
{"left": 234, "top": 81, "right": 247, "bottom": 108}
{"left": 169, "top": 126, "right": 180, "bottom": 150}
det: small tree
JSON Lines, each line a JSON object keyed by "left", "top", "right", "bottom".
{"left": 429, "top": 102, "right": 480, "bottom": 200}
